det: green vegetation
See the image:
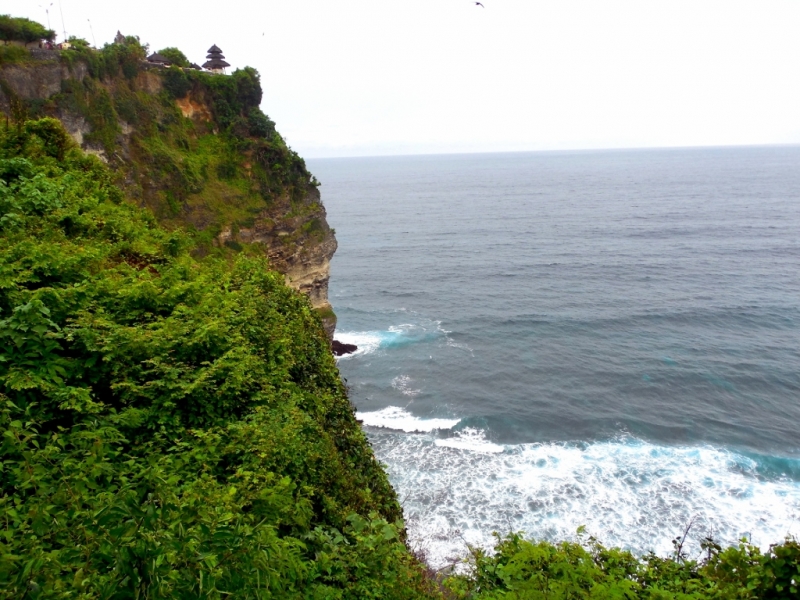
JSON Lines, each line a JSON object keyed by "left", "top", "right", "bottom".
{"left": 162, "top": 65, "right": 192, "bottom": 99}
{"left": 445, "top": 532, "right": 800, "bottom": 599}
{"left": 0, "top": 45, "right": 30, "bottom": 66}
{"left": 0, "top": 15, "right": 55, "bottom": 44}
{"left": 156, "top": 47, "right": 190, "bottom": 68}
{"left": 60, "top": 36, "right": 148, "bottom": 81}
{"left": 2, "top": 19, "right": 325, "bottom": 264}
{"left": 66, "top": 36, "right": 91, "bottom": 49}
{"left": 36, "top": 35, "right": 316, "bottom": 255}
{"left": 0, "top": 118, "right": 437, "bottom": 598}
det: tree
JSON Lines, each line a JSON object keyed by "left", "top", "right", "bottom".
{"left": 67, "top": 36, "right": 91, "bottom": 48}
{"left": 157, "top": 46, "right": 190, "bottom": 67}
{"left": 163, "top": 65, "right": 192, "bottom": 98}
{"left": 0, "top": 15, "right": 55, "bottom": 43}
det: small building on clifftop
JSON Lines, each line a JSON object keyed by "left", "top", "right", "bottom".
{"left": 202, "top": 44, "right": 230, "bottom": 74}
{"left": 146, "top": 52, "right": 171, "bottom": 66}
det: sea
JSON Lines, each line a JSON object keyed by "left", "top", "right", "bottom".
{"left": 306, "top": 147, "right": 800, "bottom": 568}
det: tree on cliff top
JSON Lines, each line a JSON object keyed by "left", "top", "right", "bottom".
{"left": 157, "top": 46, "right": 190, "bottom": 67}
{"left": 0, "top": 15, "right": 55, "bottom": 43}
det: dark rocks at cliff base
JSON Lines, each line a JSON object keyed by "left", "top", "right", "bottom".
{"left": 332, "top": 340, "right": 358, "bottom": 356}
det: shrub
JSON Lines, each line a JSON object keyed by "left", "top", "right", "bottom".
{"left": 247, "top": 107, "right": 276, "bottom": 138}
{"left": 66, "top": 35, "right": 90, "bottom": 48}
{"left": 233, "top": 66, "right": 263, "bottom": 108}
{"left": 21, "top": 117, "right": 74, "bottom": 160}
{"left": 157, "top": 46, "right": 190, "bottom": 67}
{"left": 74, "top": 36, "right": 147, "bottom": 80}
{"left": 163, "top": 65, "right": 192, "bottom": 99}
{"left": 445, "top": 532, "right": 800, "bottom": 599}
{"left": 0, "top": 14, "right": 55, "bottom": 43}
{"left": 0, "top": 44, "right": 29, "bottom": 65}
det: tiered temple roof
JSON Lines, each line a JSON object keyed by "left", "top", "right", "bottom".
{"left": 202, "top": 44, "right": 230, "bottom": 72}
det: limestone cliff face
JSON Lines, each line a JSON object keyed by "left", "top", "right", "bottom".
{"left": 0, "top": 52, "right": 338, "bottom": 337}
{"left": 0, "top": 57, "right": 87, "bottom": 102}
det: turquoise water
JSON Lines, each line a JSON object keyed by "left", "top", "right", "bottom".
{"left": 307, "top": 147, "right": 800, "bottom": 566}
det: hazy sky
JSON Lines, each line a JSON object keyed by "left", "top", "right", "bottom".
{"left": 9, "top": 0, "right": 800, "bottom": 157}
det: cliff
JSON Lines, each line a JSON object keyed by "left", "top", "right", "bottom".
{"left": 0, "top": 117, "right": 444, "bottom": 598}
{"left": 0, "top": 40, "right": 338, "bottom": 336}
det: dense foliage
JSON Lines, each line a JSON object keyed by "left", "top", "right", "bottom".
{"left": 445, "top": 532, "right": 800, "bottom": 599}
{"left": 0, "top": 44, "right": 29, "bottom": 66}
{"left": 0, "top": 119, "right": 436, "bottom": 599}
{"left": 156, "top": 47, "right": 190, "bottom": 68}
{"left": 0, "top": 15, "right": 54, "bottom": 44}
{"left": 17, "top": 36, "right": 319, "bottom": 252}
{"left": 60, "top": 36, "right": 148, "bottom": 81}
{"left": 1, "top": 16, "right": 324, "bottom": 265}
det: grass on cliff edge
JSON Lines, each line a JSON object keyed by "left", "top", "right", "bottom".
{"left": 0, "top": 118, "right": 437, "bottom": 599}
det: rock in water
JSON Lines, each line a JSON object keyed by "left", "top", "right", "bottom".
{"left": 331, "top": 340, "right": 358, "bottom": 356}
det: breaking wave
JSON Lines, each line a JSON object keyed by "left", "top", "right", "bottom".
{"left": 357, "top": 406, "right": 461, "bottom": 433}
{"left": 367, "top": 431, "right": 800, "bottom": 570}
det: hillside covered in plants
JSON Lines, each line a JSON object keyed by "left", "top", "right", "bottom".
{"left": 0, "top": 117, "right": 435, "bottom": 598}
{"left": 0, "top": 28, "right": 337, "bottom": 334}
{"left": 3, "top": 110, "right": 799, "bottom": 600}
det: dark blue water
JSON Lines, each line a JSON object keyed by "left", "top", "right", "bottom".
{"left": 307, "top": 147, "right": 800, "bottom": 566}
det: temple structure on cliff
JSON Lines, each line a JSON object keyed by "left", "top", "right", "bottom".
{"left": 146, "top": 52, "right": 171, "bottom": 66}
{"left": 202, "top": 45, "right": 230, "bottom": 74}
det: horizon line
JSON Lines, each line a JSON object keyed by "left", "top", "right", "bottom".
{"left": 305, "top": 141, "right": 800, "bottom": 161}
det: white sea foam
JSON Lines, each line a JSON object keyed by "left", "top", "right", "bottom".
{"left": 335, "top": 317, "right": 464, "bottom": 359}
{"left": 333, "top": 331, "right": 384, "bottom": 359}
{"left": 333, "top": 326, "right": 414, "bottom": 359}
{"left": 435, "top": 427, "right": 504, "bottom": 454}
{"left": 368, "top": 433, "right": 800, "bottom": 570}
{"left": 391, "top": 375, "right": 421, "bottom": 397}
{"left": 357, "top": 406, "right": 460, "bottom": 433}
{"left": 446, "top": 338, "right": 474, "bottom": 354}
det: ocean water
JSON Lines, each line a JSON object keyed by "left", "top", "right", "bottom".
{"left": 306, "top": 147, "right": 800, "bottom": 567}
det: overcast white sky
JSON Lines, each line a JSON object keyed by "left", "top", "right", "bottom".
{"left": 8, "top": 0, "right": 800, "bottom": 157}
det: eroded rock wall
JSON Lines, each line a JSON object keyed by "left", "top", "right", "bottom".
{"left": 0, "top": 55, "right": 87, "bottom": 107}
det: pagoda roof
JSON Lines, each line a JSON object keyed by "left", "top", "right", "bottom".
{"left": 203, "top": 58, "right": 231, "bottom": 69}
{"left": 207, "top": 44, "right": 223, "bottom": 53}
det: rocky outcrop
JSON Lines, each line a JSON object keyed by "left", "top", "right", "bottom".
{"left": 0, "top": 54, "right": 87, "bottom": 112}
{"left": 331, "top": 340, "right": 358, "bottom": 356}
